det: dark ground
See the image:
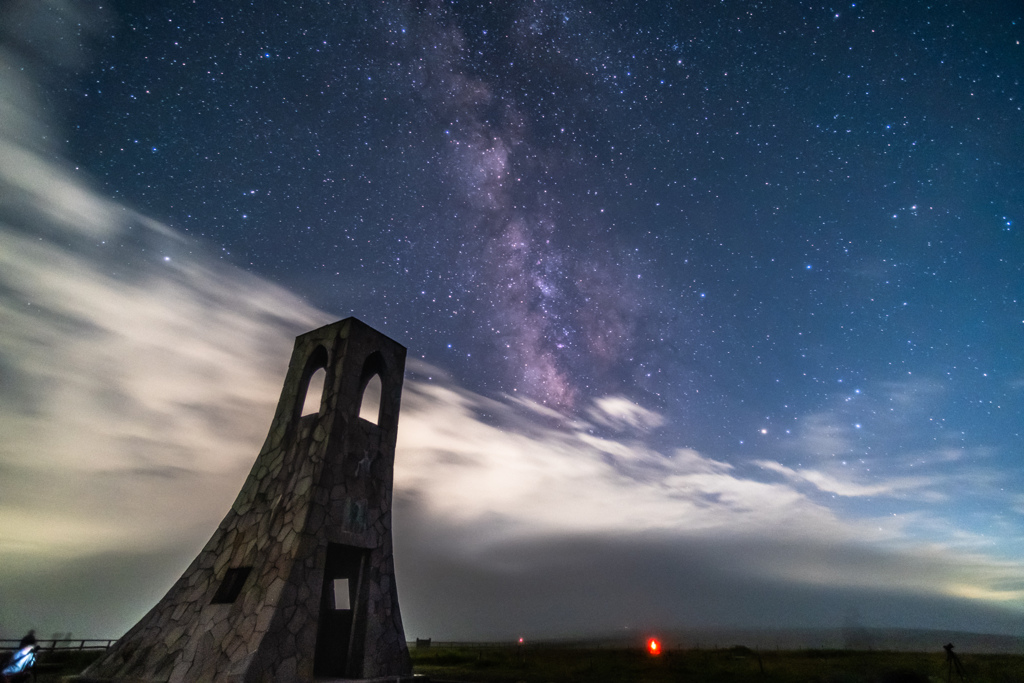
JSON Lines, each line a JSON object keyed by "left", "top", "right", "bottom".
{"left": 11, "top": 644, "right": 1024, "bottom": 682}
{"left": 410, "top": 644, "right": 1024, "bottom": 683}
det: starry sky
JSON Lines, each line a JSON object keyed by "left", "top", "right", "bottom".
{"left": 2, "top": 0, "right": 1024, "bottom": 642}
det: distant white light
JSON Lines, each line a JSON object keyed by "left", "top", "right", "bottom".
{"left": 163, "top": 256, "right": 171, "bottom": 262}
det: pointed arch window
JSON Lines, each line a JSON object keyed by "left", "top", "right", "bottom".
{"left": 302, "top": 367, "right": 327, "bottom": 416}
{"left": 356, "top": 351, "right": 386, "bottom": 426}
{"left": 358, "top": 374, "right": 381, "bottom": 425}
{"left": 294, "top": 344, "right": 329, "bottom": 422}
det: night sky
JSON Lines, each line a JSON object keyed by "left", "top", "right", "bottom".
{"left": 68, "top": 0, "right": 1024, "bottom": 447}
{"left": 2, "top": 0, "right": 1024, "bottom": 641}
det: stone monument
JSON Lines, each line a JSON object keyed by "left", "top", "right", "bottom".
{"left": 78, "top": 318, "right": 413, "bottom": 682}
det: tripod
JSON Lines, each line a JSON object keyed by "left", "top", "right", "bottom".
{"left": 944, "top": 643, "right": 966, "bottom": 683}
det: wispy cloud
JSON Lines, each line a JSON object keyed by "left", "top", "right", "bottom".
{"left": 397, "top": 377, "right": 845, "bottom": 543}
{"left": 0, "top": 6, "right": 327, "bottom": 566}
{"left": 587, "top": 395, "right": 667, "bottom": 432}
{"left": 0, "top": 194, "right": 325, "bottom": 557}
{"left": 754, "top": 460, "right": 939, "bottom": 499}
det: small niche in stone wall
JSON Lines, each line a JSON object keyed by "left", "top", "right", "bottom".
{"left": 211, "top": 566, "right": 252, "bottom": 604}
{"left": 332, "top": 579, "right": 350, "bottom": 610}
{"left": 359, "top": 373, "right": 382, "bottom": 424}
{"left": 302, "top": 367, "right": 327, "bottom": 416}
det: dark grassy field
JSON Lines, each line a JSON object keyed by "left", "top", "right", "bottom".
{"left": 13, "top": 644, "right": 1024, "bottom": 681}
{"left": 410, "top": 644, "right": 1024, "bottom": 683}
{"left": 6, "top": 649, "right": 103, "bottom": 682}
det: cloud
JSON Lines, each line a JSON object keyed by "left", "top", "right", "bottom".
{"left": 790, "top": 378, "right": 947, "bottom": 461}
{"left": 394, "top": 523, "right": 1024, "bottom": 640}
{"left": 754, "top": 460, "right": 938, "bottom": 499}
{"left": 587, "top": 395, "right": 666, "bottom": 432}
{"left": 392, "top": 375, "right": 1024, "bottom": 636}
{"left": 0, "top": 2, "right": 327, "bottom": 571}
{"left": 0, "top": 190, "right": 326, "bottom": 561}
{"left": 396, "top": 373, "right": 855, "bottom": 545}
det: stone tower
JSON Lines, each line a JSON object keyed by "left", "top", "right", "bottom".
{"left": 79, "top": 318, "right": 413, "bottom": 682}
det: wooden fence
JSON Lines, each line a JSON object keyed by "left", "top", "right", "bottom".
{"left": 0, "top": 639, "right": 116, "bottom": 652}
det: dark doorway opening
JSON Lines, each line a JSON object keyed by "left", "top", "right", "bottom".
{"left": 314, "top": 543, "right": 368, "bottom": 678}
{"left": 210, "top": 566, "right": 252, "bottom": 604}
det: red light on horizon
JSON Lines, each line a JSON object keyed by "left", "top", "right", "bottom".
{"left": 647, "top": 637, "right": 661, "bottom": 655}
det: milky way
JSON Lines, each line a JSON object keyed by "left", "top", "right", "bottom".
{"left": 65, "top": 1, "right": 1023, "bottom": 434}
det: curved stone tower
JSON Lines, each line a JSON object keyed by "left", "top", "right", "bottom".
{"left": 79, "top": 318, "right": 412, "bottom": 682}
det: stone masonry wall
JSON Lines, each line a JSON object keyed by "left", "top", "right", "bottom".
{"left": 77, "top": 318, "right": 412, "bottom": 683}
